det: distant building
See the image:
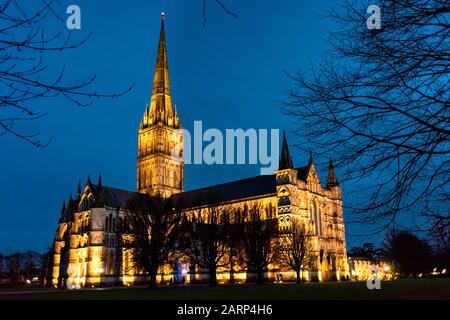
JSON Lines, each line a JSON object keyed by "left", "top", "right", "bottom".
{"left": 348, "top": 256, "right": 393, "bottom": 280}
{"left": 50, "top": 13, "right": 349, "bottom": 288}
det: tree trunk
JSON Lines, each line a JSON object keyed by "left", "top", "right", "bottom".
{"left": 229, "top": 248, "right": 235, "bottom": 284}
{"left": 209, "top": 265, "right": 217, "bottom": 286}
{"left": 149, "top": 276, "right": 157, "bottom": 288}
{"left": 256, "top": 268, "right": 264, "bottom": 285}
{"left": 148, "top": 266, "right": 158, "bottom": 288}
{"left": 296, "top": 269, "right": 302, "bottom": 284}
{"left": 229, "top": 267, "right": 234, "bottom": 284}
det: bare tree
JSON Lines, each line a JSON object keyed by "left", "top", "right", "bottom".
{"left": 384, "top": 230, "right": 432, "bottom": 276}
{"left": 186, "top": 202, "right": 231, "bottom": 286}
{"left": 123, "top": 193, "right": 183, "bottom": 287}
{"left": 202, "top": 0, "right": 238, "bottom": 26}
{"left": 0, "top": 0, "right": 132, "bottom": 147}
{"left": 40, "top": 248, "right": 54, "bottom": 287}
{"left": 280, "top": 220, "right": 313, "bottom": 284}
{"left": 348, "top": 242, "right": 386, "bottom": 260}
{"left": 237, "top": 204, "right": 279, "bottom": 284}
{"left": 282, "top": 0, "right": 450, "bottom": 234}
{"left": 430, "top": 228, "right": 450, "bottom": 271}
{"left": 5, "top": 252, "right": 23, "bottom": 284}
{"left": 22, "top": 250, "right": 42, "bottom": 280}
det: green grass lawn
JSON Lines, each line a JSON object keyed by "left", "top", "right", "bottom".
{"left": 0, "top": 278, "right": 449, "bottom": 300}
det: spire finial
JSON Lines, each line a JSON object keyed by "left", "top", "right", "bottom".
{"left": 61, "top": 200, "right": 66, "bottom": 214}
{"left": 326, "top": 157, "right": 339, "bottom": 188}
{"left": 161, "top": 11, "right": 165, "bottom": 20}
{"left": 87, "top": 175, "right": 93, "bottom": 188}
{"left": 279, "top": 131, "right": 294, "bottom": 170}
{"left": 95, "top": 173, "right": 104, "bottom": 207}
{"left": 305, "top": 149, "right": 314, "bottom": 176}
{"left": 145, "top": 9, "right": 177, "bottom": 128}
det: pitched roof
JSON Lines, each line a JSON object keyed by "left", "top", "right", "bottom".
{"left": 89, "top": 166, "right": 310, "bottom": 210}
{"left": 91, "top": 184, "right": 139, "bottom": 209}
{"left": 173, "top": 174, "right": 277, "bottom": 208}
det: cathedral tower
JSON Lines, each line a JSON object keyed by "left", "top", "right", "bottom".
{"left": 137, "top": 13, "right": 184, "bottom": 197}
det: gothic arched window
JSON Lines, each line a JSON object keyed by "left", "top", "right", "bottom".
{"left": 235, "top": 209, "right": 241, "bottom": 223}
{"left": 269, "top": 203, "right": 274, "bottom": 218}
{"left": 316, "top": 209, "right": 322, "bottom": 237}
{"left": 108, "top": 250, "right": 115, "bottom": 275}
{"left": 87, "top": 194, "right": 95, "bottom": 209}
{"left": 313, "top": 202, "right": 323, "bottom": 236}
{"left": 105, "top": 214, "right": 111, "bottom": 232}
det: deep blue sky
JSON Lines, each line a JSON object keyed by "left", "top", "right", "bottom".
{"left": 0, "top": 0, "right": 379, "bottom": 253}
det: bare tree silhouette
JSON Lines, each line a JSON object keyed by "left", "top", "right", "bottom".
{"left": 123, "top": 193, "right": 183, "bottom": 287}
{"left": 0, "top": 0, "right": 133, "bottom": 147}
{"left": 237, "top": 203, "right": 280, "bottom": 284}
{"left": 280, "top": 219, "right": 313, "bottom": 284}
{"left": 186, "top": 201, "right": 232, "bottom": 286}
{"left": 282, "top": 0, "right": 449, "bottom": 234}
{"left": 202, "top": 0, "right": 238, "bottom": 26}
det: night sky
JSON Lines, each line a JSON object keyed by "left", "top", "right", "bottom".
{"left": 0, "top": 0, "right": 379, "bottom": 253}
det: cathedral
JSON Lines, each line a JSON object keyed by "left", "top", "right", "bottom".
{"left": 50, "top": 14, "right": 349, "bottom": 288}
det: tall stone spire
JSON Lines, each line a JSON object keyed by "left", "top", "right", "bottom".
{"left": 279, "top": 131, "right": 294, "bottom": 170}
{"left": 326, "top": 158, "right": 339, "bottom": 188}
{"left": 143, "top": 12, "right": 180, "bottom": 128}
{"left": 137, "top": 12, "right": 184, "bottom": 197}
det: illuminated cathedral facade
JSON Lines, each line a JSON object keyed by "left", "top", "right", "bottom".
{"left": 50, "top": 14, "right": 349, "bottom": 288}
